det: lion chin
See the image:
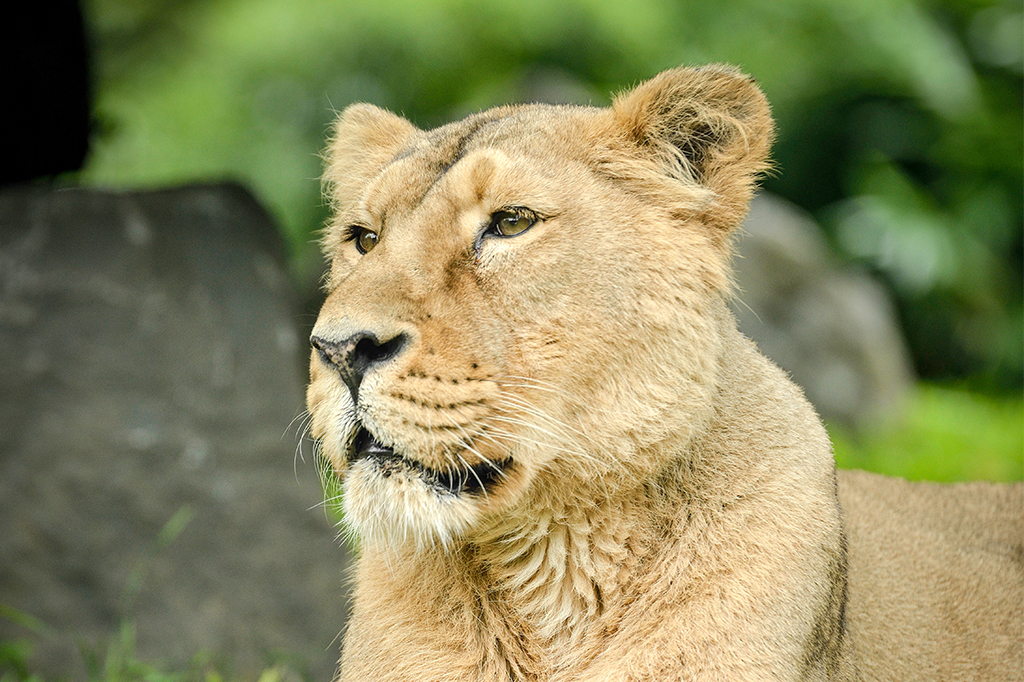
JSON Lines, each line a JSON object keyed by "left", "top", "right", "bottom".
{"left": 339, "top": 425, "right": 511, "bottom": 548}
{"left": 306, "top": 63, "right": 1022, "bottom": 682}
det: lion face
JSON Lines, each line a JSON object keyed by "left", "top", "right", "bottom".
{"left": 308, "top": 67, "right": 773, "bottom": 547}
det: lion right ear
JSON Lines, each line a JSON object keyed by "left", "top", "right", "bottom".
{"left": 324, "top": 103, "right": 418, "bottom": 214}
{"left": 610, "top": 65, "right": 775, "bottom": 235}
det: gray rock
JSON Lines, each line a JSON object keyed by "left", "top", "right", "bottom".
{"left": 732, "top": 193, "right": 915, "bottom": 430}
{"left": 0, "top": 184, "right": 346, "bottom": 680}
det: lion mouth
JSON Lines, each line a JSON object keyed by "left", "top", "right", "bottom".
{"left": 350, "top": 426, "right": 509, "bottom": 496}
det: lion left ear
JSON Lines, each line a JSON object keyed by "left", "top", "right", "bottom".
{"left": 611, "top": 64, "right": 775, "bottom": 234}
{"left": 324, "top": 103, "right": 419, "bottom": 216}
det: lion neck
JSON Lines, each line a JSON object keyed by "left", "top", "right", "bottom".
{"left": 456, "top": 315, "right": 814, "bottom": 665}
{"left": 460, "top": 306, "right": 751, "bottom": 663}
{"left": 464, "top": 473, "right": 677, "bottom": 667}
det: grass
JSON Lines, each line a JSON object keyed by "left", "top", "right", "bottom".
{"left": 830, "top": 383, "right": 1023, "bottom": 482}
{"left": 0, "top": 620, "right": 305, "bottom": 682}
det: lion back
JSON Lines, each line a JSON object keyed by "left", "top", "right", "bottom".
{"left": 838, "top": 470, "right": 1024, "bottom": 681}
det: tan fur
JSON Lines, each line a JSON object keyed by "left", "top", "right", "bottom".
{"left": 307, "top": 64, "right": 1023, "bottom": 681}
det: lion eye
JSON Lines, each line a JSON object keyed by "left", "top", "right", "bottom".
{"left": 353, "top": 227, "right": 378, "bottom": 254}
{"left": 490, "top": 210, "right": 536, "bottom": 237}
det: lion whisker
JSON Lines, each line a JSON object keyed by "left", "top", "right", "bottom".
{"left": 488, "top": 397, "right": 616, "bottom": 466}
{"left": 438, "top": 412, "right": 506, "bottom": 496}
{"left": 494, "top": 392, "right": 605, "bottom": 447}
{"left": 454, "top": 450, "right": 489, "bottom": 500}
{"left": 482, "top": 418, "right": 605, "bottom": 468}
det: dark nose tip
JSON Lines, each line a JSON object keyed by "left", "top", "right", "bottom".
{"left": 311, "top": 332, "right": 408, "bottom": 403}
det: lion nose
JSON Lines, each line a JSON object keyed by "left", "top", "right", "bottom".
{"left": 310, "top": 331, "right": 408, "bottom": 403}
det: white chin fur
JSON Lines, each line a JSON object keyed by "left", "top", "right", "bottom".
{"left": 341, "top": 459, "right": 482, "bottom": 549}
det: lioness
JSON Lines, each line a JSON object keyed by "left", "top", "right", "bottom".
{"left": 306, "top": 64, "right": 1023, "bottom": 681}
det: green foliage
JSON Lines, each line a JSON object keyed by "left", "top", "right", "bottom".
{"left": 0, "top": 608, "right": 51, "bottom": 682}
{"left": 314, "top": 448, "right": 347, "bottom": 529}
{"left": 831, "top": 382, "right": 1023, "bottom": 481}
{"left": 79, "top": 0, "right": 1021, "bottom": 390}
{"left": 0, "top": 618, "right": 305, "bottom": 682}
{"left": 1, "top": 640, "right": 43, "bottom": 682}
{"left": 79, "top": 623, "right": 192, "bottom": 682}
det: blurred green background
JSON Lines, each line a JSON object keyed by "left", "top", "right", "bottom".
{"left": 76, "top": 0, "right": 1021, "bottom": 481}
{"left": 77, "top": 0, "right": 1022, "bottom": 485}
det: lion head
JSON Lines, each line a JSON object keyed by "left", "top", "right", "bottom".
{"left": 307, "top": 65, "right": 773, "bottom": 548}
